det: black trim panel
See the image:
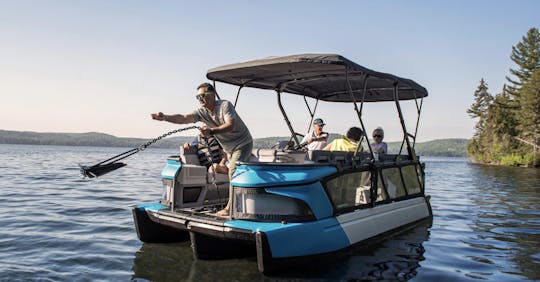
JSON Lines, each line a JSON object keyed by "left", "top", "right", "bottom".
{"left": 132, "top": 207, "right": 189, "bottom": 243}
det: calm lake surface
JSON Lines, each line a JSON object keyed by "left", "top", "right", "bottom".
{"left": 0, "top": 144, "right": 538, "bottom": 281}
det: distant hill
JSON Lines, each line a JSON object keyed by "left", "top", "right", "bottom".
{"left": 387, "top": 138, "right": 468, "bottom": 157}
{"left": 0, "top": 130, "right": 468, "bottom": 157}
{"left": 0, "top": 130, "right": 193, "bottom": 149}
{"left": 412, "top": 138, "right": 469, "bottom": 157}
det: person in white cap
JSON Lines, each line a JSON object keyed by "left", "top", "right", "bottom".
{"left": 300, "top": 118, "right": 329, "bottom": 150}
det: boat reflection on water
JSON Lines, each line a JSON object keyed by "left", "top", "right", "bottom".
{"left": 131, "top": 219, "right": 432, "bottom": 281}
{"left": 331, "top": 219, "right": 432, "bottom": 281}
{"left": 132, "top": 242, "right": 262, "bottom": 281}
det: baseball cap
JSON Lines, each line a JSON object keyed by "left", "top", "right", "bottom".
{"left": 313, "top": 118, "right": 325, "bottom": 126}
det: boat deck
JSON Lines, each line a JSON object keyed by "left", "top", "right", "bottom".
{"left": 159, "top": 206, "right": 228, "bottom": 224}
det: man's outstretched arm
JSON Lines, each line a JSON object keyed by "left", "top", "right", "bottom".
{"left": 151, "top": 112, "right": 196, "bottom": 124}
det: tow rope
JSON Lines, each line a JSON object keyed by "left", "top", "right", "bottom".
{"left": 80, "top": 126, "right": 199, "bottom": 178}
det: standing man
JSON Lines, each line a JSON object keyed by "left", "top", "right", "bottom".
{"left": 151, "top": 82, "right": 253, "bottom": 217}
{"left": 300, "top": 118, "right": 329, "bottom": 150}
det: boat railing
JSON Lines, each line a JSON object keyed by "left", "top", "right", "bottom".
{"left": 180, "top": 145, "right": 419, "bottom": 168}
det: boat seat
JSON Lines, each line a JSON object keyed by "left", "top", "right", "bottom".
{"left": 180, "top": 146, "right": 201, "bottom": 166}
{"left": 252, "top": 149, "right": 275, "bottom": 162}
{"left": 252, "top": 149, "right": 305, "bottom": 164}
{"left": 308, "top": 150, "right": 350, "bottom": 163}
{"left": 330, "top": 151, "right": 354, "bottom": 162}
{"left": 308, "top": 150, "right": 332, "bottom": 163}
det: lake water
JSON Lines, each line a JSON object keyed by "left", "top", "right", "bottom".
{"left": 0, "top": 144, "right": 538, "bottom": 281}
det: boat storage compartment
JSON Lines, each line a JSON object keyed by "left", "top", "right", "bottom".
{"left": 232, "top": 187, "right": 315, "bottom": 222}
{"left": 163, "top": 164, "right": 207, "bottom": 208}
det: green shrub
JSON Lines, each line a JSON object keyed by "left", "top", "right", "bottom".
{"left": 497, "top": 153, "right": 537, "bottom": 166}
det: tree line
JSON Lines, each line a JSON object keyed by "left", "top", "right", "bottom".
{"left": 467, "top": 27, "right": 540, "bottom": 167}
{"left": 0, "top": 130, "right": 467, "bottom": 157}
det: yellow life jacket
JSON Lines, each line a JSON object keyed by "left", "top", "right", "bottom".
{"left": 328, "top": 137, "right": 361, "bottom": 152}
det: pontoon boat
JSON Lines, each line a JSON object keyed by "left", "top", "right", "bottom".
{"left": 132, "top": 54, "right": 433, "bottom": 273}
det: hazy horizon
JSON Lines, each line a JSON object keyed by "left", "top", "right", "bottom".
{"left": 0, "top": 128, "right": 469, "bottom": 144}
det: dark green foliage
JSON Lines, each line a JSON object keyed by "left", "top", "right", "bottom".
{"left": 467, "top": 79, "right": 493, "bottom": 135}
{"left": 506, "top": 27, "right": 540, "bottom": 101}
{"left": 518, "top": 69, "right": 540, "bottom": 146}
{"left": 414, "top": 139, "right": 468, "bottom": 157}
{"left": 468, "top": 27, "right": 540, "bottom": 167}
{"left": 388, "top": 139, "right": 468, "bottom": 157}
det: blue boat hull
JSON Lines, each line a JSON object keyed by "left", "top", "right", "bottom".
{"left": 134, "top": 196, "right": 432, "bottom": 273}
{"left": 134, "top": 158, "right": 432, "bottom": 273}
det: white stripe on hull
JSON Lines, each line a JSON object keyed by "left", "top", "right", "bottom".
{"left": 337, "top": 197, "right": 430, "bottom": 244}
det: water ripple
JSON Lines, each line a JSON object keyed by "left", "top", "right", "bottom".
{"left": 0, "top": 145, "right": 538, "bottom": 281}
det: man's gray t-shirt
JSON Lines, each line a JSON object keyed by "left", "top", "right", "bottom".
{"left": 191, "top": 100, "right": 252, "bottom": 153}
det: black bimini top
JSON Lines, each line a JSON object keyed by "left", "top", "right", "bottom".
{"left": 206, "top": 54, "right": 427, "bottom": 102}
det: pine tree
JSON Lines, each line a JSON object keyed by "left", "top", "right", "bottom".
{"left": 486, "top": 91, "right": 518, "bottom": 138}
{"left": 519, "top": 68, "right": 540, "bottom": 147}
{"left": 467, "top": 27, "right": 540, "bottom": 166}
{"left": 505, "top": 27, "right": 540, "bottom": 102}
{"left": 467, "top": 79, "right": 493, "bottom": 135}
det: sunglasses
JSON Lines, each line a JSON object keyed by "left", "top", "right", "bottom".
{"left": 373, "top": 135, "right": 382, "bottom": 138}
{"left": 195, "top": 92, "right": 213, "bottom": 101}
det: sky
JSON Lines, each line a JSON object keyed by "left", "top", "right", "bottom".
{"left": 1, "top": 1, "right": 539, "bottom": 142}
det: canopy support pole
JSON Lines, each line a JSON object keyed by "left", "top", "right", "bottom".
{"left": 412, "top": 95, "right": 424, "bottom": 148}
{"left": 233, "top": 85, "right": 243, "bottom": 107}
{"left": 393, "top": 84, "right": 417, "bottom": 161}
{"left": 346, "top": 68, "right": 373, "bottom": 158}
{"left": 277, "top": 91, "right": 301, "bottom": 146}
{"left": 212, "top": 80, "right": 221, "bottom": 100}
{"left": 303, "top": 96, "right": 319, "bottom": 133}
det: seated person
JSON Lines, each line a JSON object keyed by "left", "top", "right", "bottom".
{"left": 184, "top": 134, "right": 228, "bottom": 174}
{"left": 323, "top": 127, "right": 363, "bottom": 152}
{"left": 370, "top": 127, "right": 388, "bottom": 154}
{"left": 300, "top": 118, "right": 329, "bottom": 150}
{"left": 210, "top": 152, "right": 229, "bottom": 174}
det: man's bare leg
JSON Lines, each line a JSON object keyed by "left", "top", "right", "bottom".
{"left": 216, "top": 203, "right": 230, "bottom": 216}
{"left": 215, "top": 142, "right": 252, "bottom": 217}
